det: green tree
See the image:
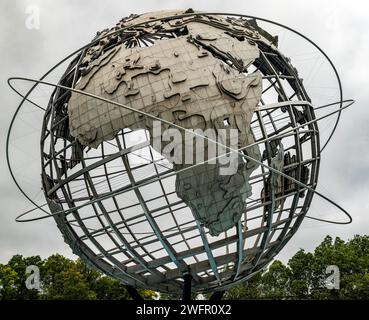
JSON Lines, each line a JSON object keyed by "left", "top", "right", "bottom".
{"left": 1, "top": 234, "right": 368, "bottom": 300}
{"left": 0, "top": 264, "right": 18, "bottom": 299}
{"left": 93, "top": 276, "right": 130, "bottom": 300}
{"left": 222, "top": 235, "right": 369, "bottom": 300}
{"left": 40, "top": 254, "right": 81, "bottom": 299}
{"left": 260, "top": 260, "right": 290, "bottom": 299}
{"left": 6, "top": 255, "right": 43, "bottom": 299}
{"left": 288, "top": 249, "right": 315, "bottom": 298}
{"left": 310, "top": 235, "right": 369, "bottom": 299}
{"left": 40, "top": 254, "right": 156, "bottom": 300}
{"left": 224, "top": 271, "right": 263, "bottom": 299}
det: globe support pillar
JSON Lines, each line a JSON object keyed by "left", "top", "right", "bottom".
{"left": 209, "top": 290, "right": 225, "bottom": 300}
{"left": 126, "top": 285, "right": 144, "bottom": 301}
{"left": 182, "top": 274, "right": 193, "bottom": 301}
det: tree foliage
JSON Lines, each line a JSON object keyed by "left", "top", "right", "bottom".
{"left": 0, "top": 254, "right": 155, "bottom": 300}
{"left": 224, "top": 235, "right": 369, "bottom": 299}
{"left": 1, "top": 235, "right": 368, "bottom": 300}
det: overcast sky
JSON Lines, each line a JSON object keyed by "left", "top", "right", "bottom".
{"left": 0, "top": 0, "right": 368, "bottom": 266}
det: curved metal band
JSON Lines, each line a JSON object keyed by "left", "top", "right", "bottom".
{"left": 8, "top": 75, "right": 354, "bottom": 226}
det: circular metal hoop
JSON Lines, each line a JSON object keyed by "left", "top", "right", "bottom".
{"left": 8, "top": 76, "right": 353, "bottom": 226}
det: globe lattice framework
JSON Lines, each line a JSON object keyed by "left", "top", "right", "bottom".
{"left": 39, "top": 10, "right": 321, "bottom": 294}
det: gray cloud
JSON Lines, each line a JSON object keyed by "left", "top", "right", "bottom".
{"left": 1, "top": 0, "right": 368, "bottom": 267}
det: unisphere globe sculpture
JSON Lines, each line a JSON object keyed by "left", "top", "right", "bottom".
{"left": 7, "top": 9, "right": 353, "bottom": 296}
{"left": 42, "top": 10, "right": 319, "bottom": 294}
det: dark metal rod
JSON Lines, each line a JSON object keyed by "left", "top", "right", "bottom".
{"left": 209, "top": 290, "right": 225, "bottom": 301}
{"left": 182, "top": 274, "right": 193, "bottom": 301}
{"left": 126, "top": 285, "right": 144, "bottom": 301}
